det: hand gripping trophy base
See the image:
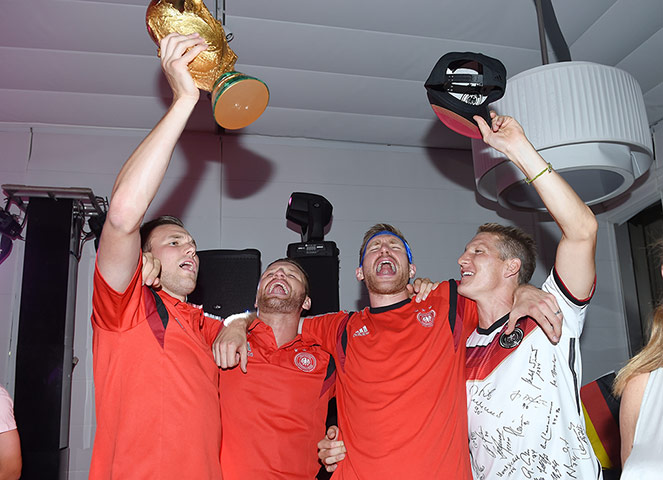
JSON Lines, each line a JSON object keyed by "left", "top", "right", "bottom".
{"left": 146, "top": 0, "right": 269, "bottom": 130}
{"left": 212, "top": 72, "right": 269, "bottom": 130}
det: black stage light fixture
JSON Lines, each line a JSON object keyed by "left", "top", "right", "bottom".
{"left": 0, "top": 207, "right": 23, "bottom": 265}
{"left": 88, "top": 212, "right": 107, "bottom": 251}
{"left": 0, "top": 207, "right": 22, "bottom": 239}
{"left": 286, "top": 192, "right": 332, "bottom": 242}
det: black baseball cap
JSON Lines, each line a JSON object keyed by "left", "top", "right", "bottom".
{"left": 425, "top": 52, "right": 507, "bottom": 138}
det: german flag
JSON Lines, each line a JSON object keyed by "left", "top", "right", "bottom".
{"left": 580, "top": 371, "right": 621, "bottom": 471}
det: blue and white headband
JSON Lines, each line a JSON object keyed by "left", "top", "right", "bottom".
{"left": 359, "top": 231, "right": 413, "bottom": 267}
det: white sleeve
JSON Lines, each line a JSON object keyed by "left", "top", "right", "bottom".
{"left": 541, "top": 270, "right": 591, "bottom": 338}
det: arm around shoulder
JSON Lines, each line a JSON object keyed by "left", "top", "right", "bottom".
{"left": 300, "top": 311, "right": 349, "bottom": 350}
{"left": 508, "top": 284, "right": 562, "bottom": 343}
{"left": 212, "top": 312, "right": 256, "bottom": 371}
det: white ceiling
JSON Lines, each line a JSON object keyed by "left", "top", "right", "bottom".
{"left": 1, "top": 0, "right": 661, "bottom": 150}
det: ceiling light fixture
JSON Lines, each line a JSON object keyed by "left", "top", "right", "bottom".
{"left": 471, "top": 1, "right": 653, "bottom": 210}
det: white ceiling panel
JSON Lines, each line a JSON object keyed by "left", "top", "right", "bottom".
{"left": 643, "top": 82, "right": 663, "bottom": 125}
{"left": 0, "top": 47, "right": 163, "bottom": 96}
{"left": 0, "top": 89, "right": 216, "bottom": 132}
{"left": 225, "top": 0, "right": 602, "bottom": 48}
{"left": 0, "top": 0, "right": 660, "bottom": 146}
{"left": 570, "top": 0, "right": 663, "bottom": 64}
{"left": 615, "top": 29, "right": 663, "bottom": 94}
{"left": 238, "top": 107, "right": 469, "bottom": 149}
{"left": 548, "top": 0, "right": 617, "bottom": 44}
{"left": 244, "top": 66, "right": 426, "bottom": 118}
{"left": 228, "top": 16, "right": 544, "bottom": 81}
{"left": 0, "top": 1, "right": 153, "bottom": 55}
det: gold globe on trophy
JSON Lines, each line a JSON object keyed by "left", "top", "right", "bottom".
{"left": 146, "top": 0, "right": 269, "bottom": 130}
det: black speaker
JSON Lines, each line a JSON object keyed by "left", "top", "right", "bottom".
{"left": 188, "top": 249, "right": 261, "bottom": 318}
{"left": 287, "top": 241, "right": 339, "bottom": 316}
{"left": 15, "top": 198, "right": 78, "bottom": 479}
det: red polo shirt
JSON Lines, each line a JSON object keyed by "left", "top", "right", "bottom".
{"left": 220, "top": 318, "right": 334, "bottom": 479}
{"left": 302, "top": 282, "right": 477, "bottom": 479}
{"left": 90, "top": 259, "right": 223, "bottom": 479}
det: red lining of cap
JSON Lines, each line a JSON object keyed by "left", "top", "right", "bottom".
{"left": 431, "top": 105, "right": 482, "bottom": 139}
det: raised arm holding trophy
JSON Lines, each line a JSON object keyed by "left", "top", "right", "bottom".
{"left": 146, "top": 0, "right": 269, "bottom": 129}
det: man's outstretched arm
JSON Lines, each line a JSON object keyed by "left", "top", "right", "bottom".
{"left": 97, "top": 33, "right": 207, "bottom": 292}
{"left": 475, "top": 113, "right": 597, "bottom": 299}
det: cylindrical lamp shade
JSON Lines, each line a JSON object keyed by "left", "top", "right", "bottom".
{"left": 472, "top": 62, "right": 653, "bottom": 210}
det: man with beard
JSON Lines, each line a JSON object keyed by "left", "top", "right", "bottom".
{"left": 90, "top": 33, "right": 224, "bottom": 478}
{"left": 216, "top": 258, "right": 336, "bottom": 479}
{"left": 219, "top": 225, "right": 562, "bottom": 479}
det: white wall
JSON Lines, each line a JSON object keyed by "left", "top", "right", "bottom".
{"left": 1, "top": 121, "right": 654, "bottom": 478}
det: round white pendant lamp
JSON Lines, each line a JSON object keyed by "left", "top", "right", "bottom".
{"left": 472, "top": 61, "right": 653, "bottom": 211}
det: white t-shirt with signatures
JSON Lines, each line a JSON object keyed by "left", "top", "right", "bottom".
{"left": 465, "top": 271, "right": 602, "bottom": 480}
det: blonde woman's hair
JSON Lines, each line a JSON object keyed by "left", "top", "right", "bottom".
{"left": 614, "top": 239, "right": 663, "bottom": 396}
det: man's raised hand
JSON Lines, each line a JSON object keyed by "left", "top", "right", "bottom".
{"left": 159, "top": 33, "right": 207, "bottom": 104}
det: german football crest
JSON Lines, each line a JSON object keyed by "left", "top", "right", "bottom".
{"left": 294, "top": 352, "right": 316, "bottom": 372}
{"left": 499, "top": 326, "right": 524, "bottom": 349}
{"left": 417, "top": 309, "right": 436, "bottom": 328}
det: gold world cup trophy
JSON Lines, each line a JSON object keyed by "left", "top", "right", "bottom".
{"left": 146, "top": 0, "right": 269, "bottom": 130}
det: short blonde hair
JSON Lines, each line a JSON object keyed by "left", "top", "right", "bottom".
{"left": 359, "top": 223, "right": 410, "bottom": 265}
{"left": 478, "top": 223, "right": 536, "bottom": 285}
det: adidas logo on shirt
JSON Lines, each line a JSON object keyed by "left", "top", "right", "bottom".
{"left": 353, "top": 325, "right": 369, "bottom": 337}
